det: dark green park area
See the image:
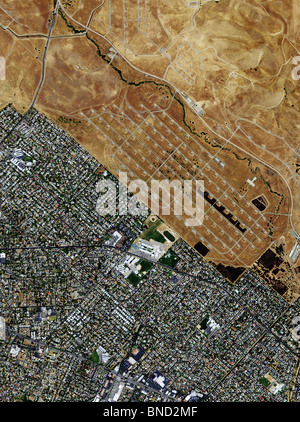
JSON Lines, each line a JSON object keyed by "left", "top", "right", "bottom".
{"left": 138, "top": 259, "right": 153, "bottom": 273}
{"left": 88, "top": 350, "right": 99, "bottom": 363}
{"left": 259, "top": 377, "right": 271, "bottom": 388}
{"left": 127, "top": 272, "right": 141, "bottom": 287}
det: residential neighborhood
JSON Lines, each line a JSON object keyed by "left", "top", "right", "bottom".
{"left": 0, "top": 106, "right": 298, "bottom": 403}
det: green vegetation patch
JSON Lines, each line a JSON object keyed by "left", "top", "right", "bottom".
{"left": 146, "top": 218, "right": 162, "bottom": 230}
{"left": 88, "top": 350, "right": 99, "bottom": 363}
{"left": 163, "top": 230, "right": 175, "bottom": 242}
{"left": 62, "top": 247, "right": 71, "bottom": 254}
{"left": 58, "top": 9, "right": 86, "bottom": 34}
{"left": 138, "top": 259, "right": 153, "bottom": 273}
{"left": 23, "top": 155, "right": 33, "bottom": 162}
{"left": 127, "top": 260, "right": 153, "bottom": 287}
{"left": 159, "top": 249, "right": 180, "bottom": 268}
{"left": 200, "top": 316, "right": 209, "bottom": 330}
{"left": 14, "top": 394, "right": 30, "bottom": 402}
{"left": 141, "top": 227, "right": 166, "bottom": 244}
{"left": 127, "top": 272, "right": 141, "bottom": 287}
{"left": 58, "top": 116, "right": 82, "bottom": 127}
{"left": 259, "top": 377, "right": 271, "bottom": 388}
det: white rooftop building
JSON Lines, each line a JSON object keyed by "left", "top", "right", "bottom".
{"left": 154, "top": 374, "right": 166, "bottom": 388}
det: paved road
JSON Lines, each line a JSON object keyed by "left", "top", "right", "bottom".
{"left": 28, "top": 3, "right": 59, "bottom": 110}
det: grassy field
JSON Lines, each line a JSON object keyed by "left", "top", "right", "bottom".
{"left": 159, "top": 249, "right": 180, "bottom": 268}
{"left": 88, "top": 350, "right": 99, "bottom": 363}
{"left": 141, "top": 227, "right": 166, "bottom": 243}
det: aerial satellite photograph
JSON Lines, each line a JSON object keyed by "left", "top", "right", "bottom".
{"left": 0, "top": 0, "right": 299, "bottom": 410}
